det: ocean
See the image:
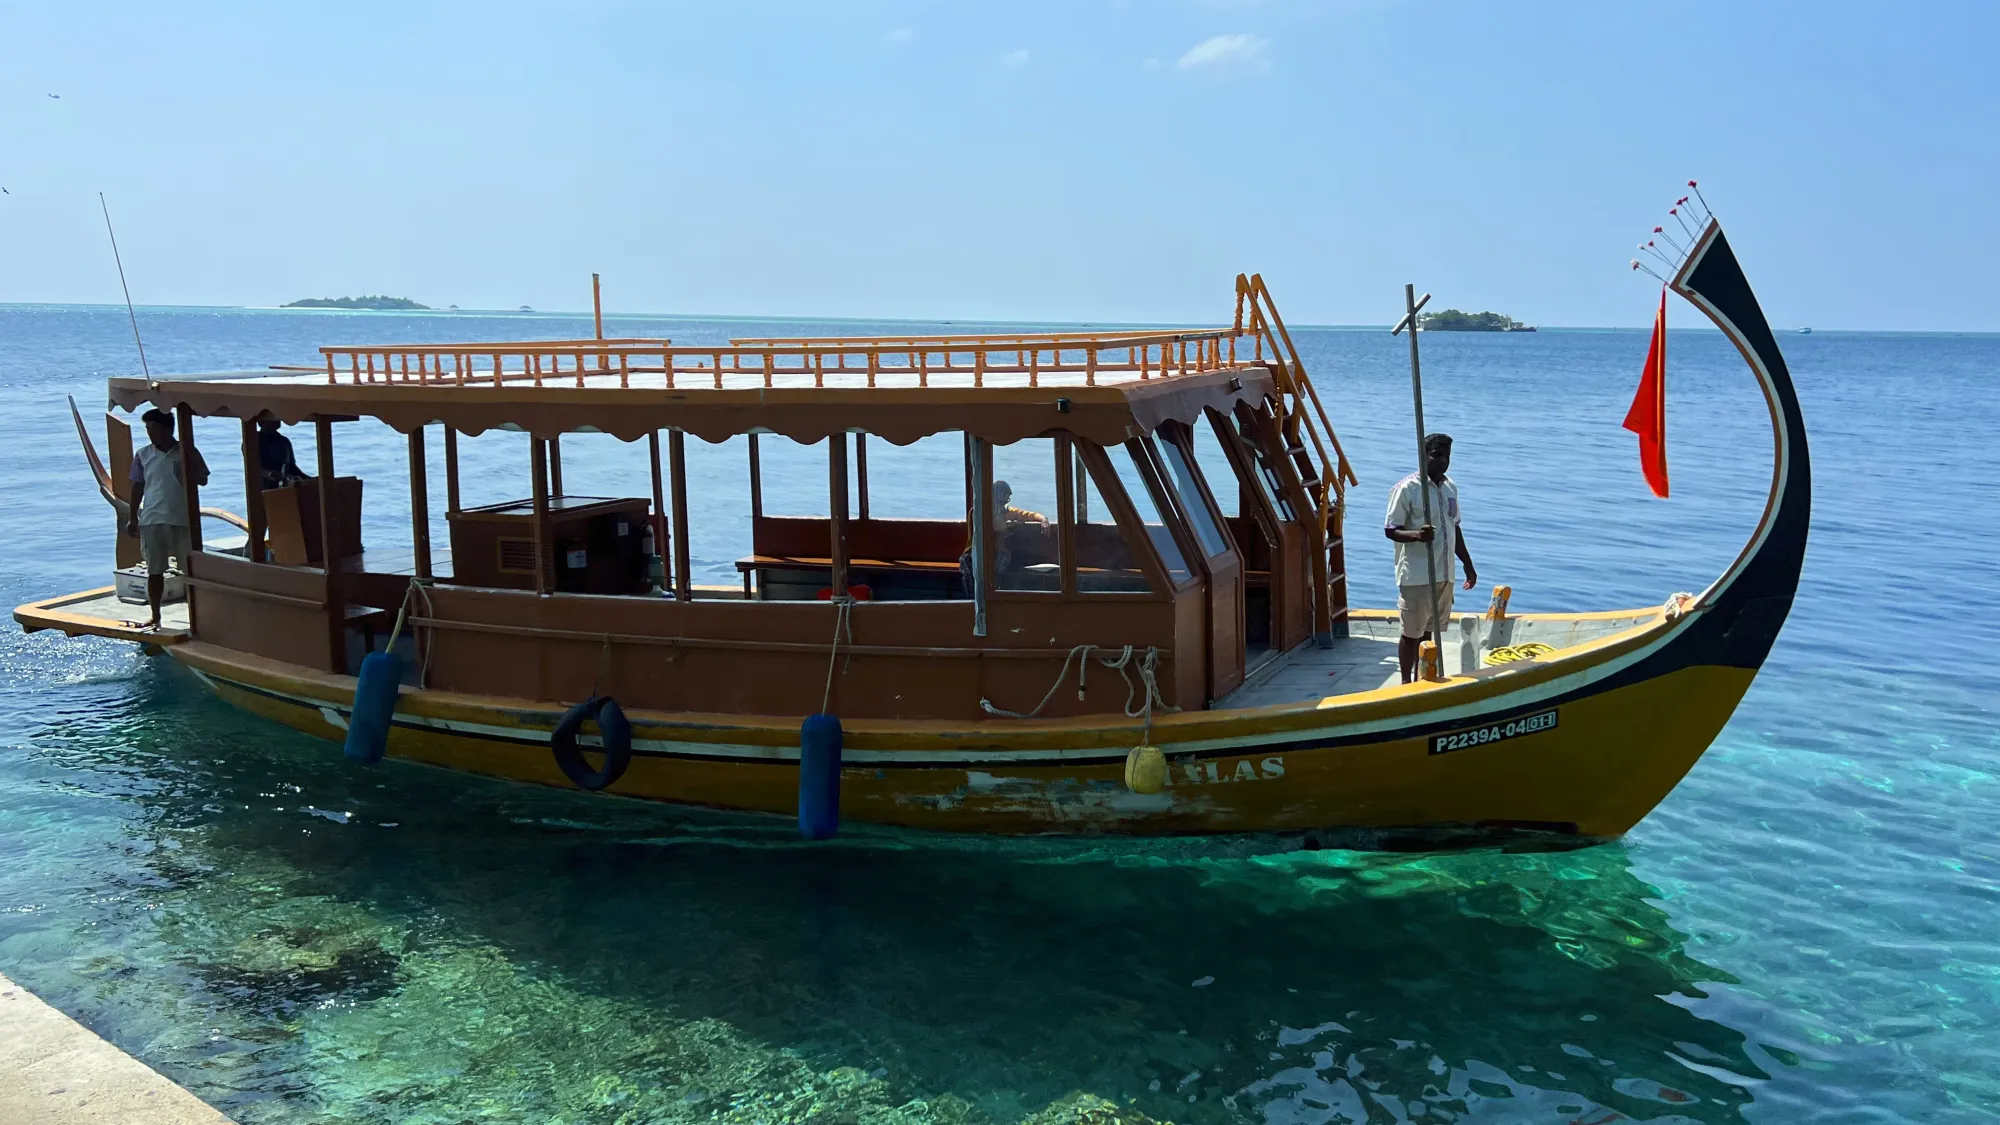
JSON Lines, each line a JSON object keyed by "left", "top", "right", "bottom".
{"left": 0, "top": 303, "right": 1994, "bottom": 1123}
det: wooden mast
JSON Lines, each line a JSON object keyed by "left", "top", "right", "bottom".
{"left": 313, "top": 416, "right": 343, "bottom": 672}
{"left": 669, "top": 431, "right": 691, "bottom": 601}
{"left": 829, "top": 435, "right": 850, "bottom": 597}
{"left": 648, "top": 430, "right": 668, "bottom": 593}
{"left": 530, "top": 438, "right": 552, "bottom": 595}
{"left": 408, "top": 426, "right": 431, "bottom": 580}
{"left": 239, "top": 418, "right": 265, "bottom": 564}
{"left": 443, "top": 428, "right": 461, "bottom": 516}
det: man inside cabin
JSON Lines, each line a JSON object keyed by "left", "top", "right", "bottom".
{"left": 959, "top": 479, "right": 1050, "bottom": 595}
{"left": 125, "top": 408, "right": 210, "bottom": 630}
{"left": 254, "top": 417, "right": 309, "bottom": 491}
{"left": 1384, "top": 432, "right": 1478, "bottom": 683}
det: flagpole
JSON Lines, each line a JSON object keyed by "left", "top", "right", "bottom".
{"left": 1392, "top": 283, "right": 1448, "bottom": 681}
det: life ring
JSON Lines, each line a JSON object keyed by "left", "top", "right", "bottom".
{"left": 550, "top": 696, "right": 633, "bottom": 791}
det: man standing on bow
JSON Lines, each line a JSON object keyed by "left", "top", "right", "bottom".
{"left": 125, "top": 408, "right": 209, "bottom": 630}
{"left": 1384, "top": 432, "right": 1477, "bottom": 683}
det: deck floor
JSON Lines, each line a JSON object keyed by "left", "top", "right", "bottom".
{"left": 1218, "top": 618, "right": 1489, "bottom": 709}
{"left": 15, "top": 588, "right": 189, "bottom": 645}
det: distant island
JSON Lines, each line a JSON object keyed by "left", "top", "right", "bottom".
{"left": 1419, "top": 308, "right": 1536, "bottom": 332}
{"left": 281, "top": 295, "right": 430, "bottom": 310}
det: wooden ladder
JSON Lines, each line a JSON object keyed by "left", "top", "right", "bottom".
{"left": 1235, "top": 274, "right": 1358, "bottom": 639}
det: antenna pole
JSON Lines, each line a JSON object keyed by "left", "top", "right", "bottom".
{"left": 99, "top": 193, "right": 149, "bottom": 377}
{"left": 1392, "top": 283, "right": 1447, "bottom": 681}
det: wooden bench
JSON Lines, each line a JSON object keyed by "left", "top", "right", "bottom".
{"left": 736, "top": 554, "right": 962, "bottom": 600}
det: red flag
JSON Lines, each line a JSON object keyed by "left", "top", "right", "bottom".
{"left": 1623, "top": 287, "right": 1669, "bottom": 498}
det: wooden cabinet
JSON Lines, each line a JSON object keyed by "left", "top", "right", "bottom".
{"left": 448, "top": 496, "right": 652, "bottom": 595}
{"left": 264, "top": 477, "right": 363, "bottom": 566}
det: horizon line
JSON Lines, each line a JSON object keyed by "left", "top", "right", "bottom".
{"left": 6, "top": 300, "right": 1983, "bottom": 336}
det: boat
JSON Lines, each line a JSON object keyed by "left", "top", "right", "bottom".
{"left": 1798, "top": 326, "right": 1812, "bottom": 334}
{"left": 16, "top": 213, "right": 1809, "bottom": 845}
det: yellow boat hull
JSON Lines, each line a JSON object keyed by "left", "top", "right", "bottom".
{"left": 173, "top": 614, "right": 1754, "bottom": 840}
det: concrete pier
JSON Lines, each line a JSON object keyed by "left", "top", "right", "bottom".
{"left": 0, "top": 972, "right": 234, "bottom": 1124}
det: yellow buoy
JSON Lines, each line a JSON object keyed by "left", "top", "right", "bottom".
{"left": 1124, "top": 745, "right": 1167, "bottom": 794}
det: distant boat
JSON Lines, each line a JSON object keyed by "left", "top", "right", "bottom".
{"left": 1798, "top": 327, "right": 1812, "bottom": 334}
{"left": 518, "top": 305, "right": 534, "bottom": 312}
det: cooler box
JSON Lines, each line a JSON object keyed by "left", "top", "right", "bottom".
{"left": 114, "top": 564, "right": 185, "bottom": 605}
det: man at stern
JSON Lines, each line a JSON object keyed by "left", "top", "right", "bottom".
{"left": 125, "top": 408, "right": 210, "bottom": 630}
{"left": 1384, "top": 432, "right": 1477, "bottom": 683}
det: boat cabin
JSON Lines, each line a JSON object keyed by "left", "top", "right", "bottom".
{"left": 100, "top": 280, "right": 1359, "bottom": 722}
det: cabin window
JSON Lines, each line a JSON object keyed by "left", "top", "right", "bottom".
{"left": 1236, "top": 405, "right": 1298, "bottom": 523}
{"left": 1205, "top": 408, "right": 1282, "bottom": 546}
{"left": 858, "top": 433, "right": 969, "bottom": 520}
{"left": 1071, "top": 451, "right": 1149, "bottom": 593}
{"left": 1154, "top": 434, "right": 1232, "bottom": 559}
{"left": 991, "top": 438, "right": 1061, "bottom": 593}
{"left": 1109, "top": 444, "right": 1193, "bottom": 586}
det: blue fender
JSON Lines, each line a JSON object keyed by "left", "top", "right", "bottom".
{"left": 798, "top": 712, "right": 843, "bottom": 840}
{"left": 343, "top": 649, "right": 403, "bottom": 764}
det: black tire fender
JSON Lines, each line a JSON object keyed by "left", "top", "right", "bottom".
{"left": 550, "top": 696, "right": 633, "bottom": 791}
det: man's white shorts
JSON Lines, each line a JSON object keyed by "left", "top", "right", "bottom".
{"left": 139, "top": 523, "right": 191, "bottom": 577}
{"left": 1398, "top": 582, "right": 1454, "bottom": 638}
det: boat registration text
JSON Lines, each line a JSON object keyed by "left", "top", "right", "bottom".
{"left": 1429, "top": 709, "right": 1559, "bottom": 755}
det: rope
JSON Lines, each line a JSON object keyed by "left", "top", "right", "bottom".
{"left": 820, "top": 595, "right": 854, "bottom": 715}
{"left": 385, "top": 578, "right": 437, "bottom": 688}
{"left": 591, "top": 632, "right": 613, "bottom": 698}
{"left": 980, "top": 644, "right": 1179, "bottom": 740}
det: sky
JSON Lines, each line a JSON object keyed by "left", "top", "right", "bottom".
{"left": 2, "top": 1, "right": 1996, "bottom": 330}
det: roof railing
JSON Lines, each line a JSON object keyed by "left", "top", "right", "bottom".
{"left": 315, "top": 327, "right": 1255, "bottom": 391}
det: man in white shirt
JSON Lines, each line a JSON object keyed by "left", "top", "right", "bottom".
{"left": 1384, "top": 432, "right": 1478, "bottom": 683}
{"left": 124, "top": 409, "right": 209, "bottom": 630}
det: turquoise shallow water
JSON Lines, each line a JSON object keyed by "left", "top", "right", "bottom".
{"left": 1, "top": 304, "right": 1996, "bottom": 1123}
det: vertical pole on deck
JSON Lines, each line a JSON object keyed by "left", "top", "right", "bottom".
{"left": 1392, "top": 284, "right": 1446, "bottom": 681}
{"left": 592, "top": 273, "right": 604, "bottom": 341}
{"left": 1055, "top": 434, "right": 1077, "bottom": 596}
{"left": 444, "top": 428, "right": 461, "bottom": 515}
{"left": 530, "top": 438, "right": 552, "bottom": 595}
{"left": 314, "top": 416, "right": 344, "bottom": 672}
{"left": 239, "top": 417, "right": 265, "bottom": 564}
{"left": 747, "top": 434, "right": 763, "bottom": 521}
{"left": 313, "top": 417, "right": 337, "bottom": 565}
{"left": 175, "top": 405, "right": 202, "bottom": 635}
{"left": 1074, "top": 445, "right": 1089, "bottom": 523}
{"left": 549, "top": 435, "right": 564, "bottom": 497}
{"left": 648, "top": 430, "right": 669, "bottom": 593}
{"left": 175, "top": 405, "right": 202, "bottom": 554}
{"left": 969, "top": 436, "right": 990, "bottom": 637}
{"left": 829, "top": 434, "right": 851, "bottom": 597}
{"left": 408, "top": 425, "right": 432, "bottom": 580}
{"left": 854, "top": 433, "right": 870, "bottom": 522}
{"left": 669, "top": 430, "right": 691, "bottom": 601}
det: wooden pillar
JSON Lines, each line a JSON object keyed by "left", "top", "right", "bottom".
{"left": 1055, "top": 434, "right": 1077, "bottom": 596}
{"left": 549, "top": 434, "right": 564, "bottom": 497}
{"left": 1074, "top": 445, "right": 1089, "bottom": 522}
{"left": 747, "top": 434, "right": 763, "bottom": 521}
{"left": 314, "top": 416, "right": 343, "bottom": 673}
{"left": 829, "top": 434, "right": 850, "bottom": 597}
{"left": 313, "top": 417, "right": 337, "bottom": 564}
{"left": 530, "top": 438, "right": 552, "bottom": 595}
{"left": 408, "top": 425, "right": 432, "bottom": 580}
{"left": 854, "top": 433, "right": 870, "bottom": 521}
{"left": 175, "top": 405, "right": 202, "bottom": 553}
{"left": 239, "top": 417, "right": 265, "bottom": 564}
{"left": 669, "top": 430, "right": 691, "bottom": 601}
{"left": 648, "top": 430, "right": 669, "bottom": 592}
{"left": 444, "top": 428, "right": 461, "bottom": 515}
{"left": 969, "top": 436, "right": 990, "bottom": 637}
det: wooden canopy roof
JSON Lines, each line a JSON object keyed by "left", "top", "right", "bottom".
{"left": 104, "top": 327, "right": 1279, "bottom": 447}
